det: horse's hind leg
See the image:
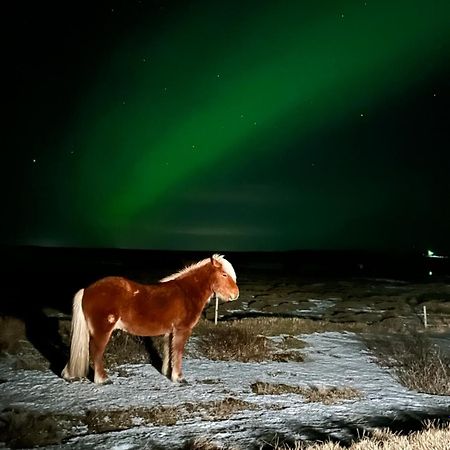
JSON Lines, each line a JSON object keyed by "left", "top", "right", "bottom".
{"left": 89, "top": 329, "right": 113, "bottom": 384}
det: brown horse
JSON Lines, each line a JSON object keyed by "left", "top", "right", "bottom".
{"left": 62, "top": 254, "right": 239, "bottom": 384}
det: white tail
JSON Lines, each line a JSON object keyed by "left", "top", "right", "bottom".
{"left": 61, "top": 289, "right": 90, "bottom": 380}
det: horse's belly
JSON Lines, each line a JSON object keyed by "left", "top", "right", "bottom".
{"left": 114, "top": 318, "right": 169, "bottom": 337}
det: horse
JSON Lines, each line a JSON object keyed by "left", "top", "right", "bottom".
{"left": 61, "top": 254, "right": 239, "bottom": 384}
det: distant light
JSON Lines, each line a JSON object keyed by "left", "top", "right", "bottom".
{"left": 429, "top": 270, "right": 433, "bottom": 276}
{"left": 427, "top": 249, "right": 447, "bottom": 259}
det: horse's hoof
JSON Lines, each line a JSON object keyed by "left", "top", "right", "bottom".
{"left": 94, "top": 376, "right": 112, "bottom": 385}
{"left": 178, "top": 378, "right": 188, "bottom": 385}
{"left": 62, "top": 376, "right": 80, "bottom": 383}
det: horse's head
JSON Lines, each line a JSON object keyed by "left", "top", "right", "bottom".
{"left": 210, "top": 255, "right": 239, "bottom": 302}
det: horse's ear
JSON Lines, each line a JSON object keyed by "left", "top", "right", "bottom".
{"left": 211, "top": 256, "right": 221, "bottom": 268}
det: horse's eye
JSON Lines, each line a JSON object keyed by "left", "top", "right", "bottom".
{"left": 222, "top": 273, "right": 228, "bottom": 277}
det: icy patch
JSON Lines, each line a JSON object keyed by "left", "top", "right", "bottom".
{"left": 297, "top": 298, "right": 337, "bottom": 317}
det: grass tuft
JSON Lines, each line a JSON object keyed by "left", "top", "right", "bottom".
{"left": 364, "top": 331, "right": 450, "bottom": 395}
{"left": 192, "top": 320, "right": 306, "bottom": 362}
{"left": 251, "top": 382, "right": 362, "bottom": 404}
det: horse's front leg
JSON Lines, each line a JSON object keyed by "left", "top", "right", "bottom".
{"left": 171, "top": 328, "right": 191, "bottom": 383}
{"left": 161, "top": 333, "right": 171, "bottom": 378}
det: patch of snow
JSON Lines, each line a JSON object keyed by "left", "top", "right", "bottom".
{"left": 346, "top": 307, "right": 386, "bottom": 313}
{"left": 110, "top": 443, "right": 136, "bottom": 450}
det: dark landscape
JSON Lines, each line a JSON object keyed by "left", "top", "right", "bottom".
{"left": 3, "top": 246, "right": 449, "bottom": 312}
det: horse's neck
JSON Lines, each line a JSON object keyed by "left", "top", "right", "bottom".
{"left": 179, "top": 268, "right": 213, "bottom": 309}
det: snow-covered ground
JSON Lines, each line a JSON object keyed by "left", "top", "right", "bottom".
{"left": 1, "top": 332, "right": 449, "bottom": 449}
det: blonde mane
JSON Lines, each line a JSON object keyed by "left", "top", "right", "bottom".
{"left": 160, "top": 254, "right": 236, "bottom": 283}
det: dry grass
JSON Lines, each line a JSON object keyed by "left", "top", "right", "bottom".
{"left": 84, "top": 405, "right": 179, "bottom": 431}
{"left": 251, "top": 382, "right": 362, "bottom": 404}
{"left": 196, "top": 325, "right": 270, "bottom": 361}
{"left": 193, "top": 320, "right": 306, "bottom": 362}
{"left": 198, "top": 318, "right": 371, "bottom": 337}
{"left": 193, "top": 320, "right": 274, "bottom": 362}
{"left": 0, "top": 317, "right": 27, "bottom": 354}
{"left": 301, "top": 386, "right": 362, "bottom": 404}
{"left": 195, "top": 397, "right": 257, "bottom": 421}
{"left": 264, "top": 423, "right": 450, "bottom": 449}
{"left": 364, "top": 331, "right": 450, "bottom": 395}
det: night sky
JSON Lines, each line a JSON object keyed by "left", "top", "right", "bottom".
{"left": 5, "top": 0, "right": 450, "bottom": 252}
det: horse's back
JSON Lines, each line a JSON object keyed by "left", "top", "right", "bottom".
{"left": 88, "top": 276, "right": 141, "bottom": 292}
{"left": 82, "top": 276, "right": 143, "bottom": 313}
{"left": 83, "top": 276, "right": 181, "bottom": 314}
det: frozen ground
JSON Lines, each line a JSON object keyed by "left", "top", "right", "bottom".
{"left": 1, "top": 331, "right": 449, "bottom": 449}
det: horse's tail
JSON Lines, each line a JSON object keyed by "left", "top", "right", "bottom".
{"left": 61, "top": 289, "right": 90, "bottom": 380}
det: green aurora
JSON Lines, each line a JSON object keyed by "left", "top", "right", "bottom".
{"left": 11, "top": 0, "right": 450, "bottom": 251}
